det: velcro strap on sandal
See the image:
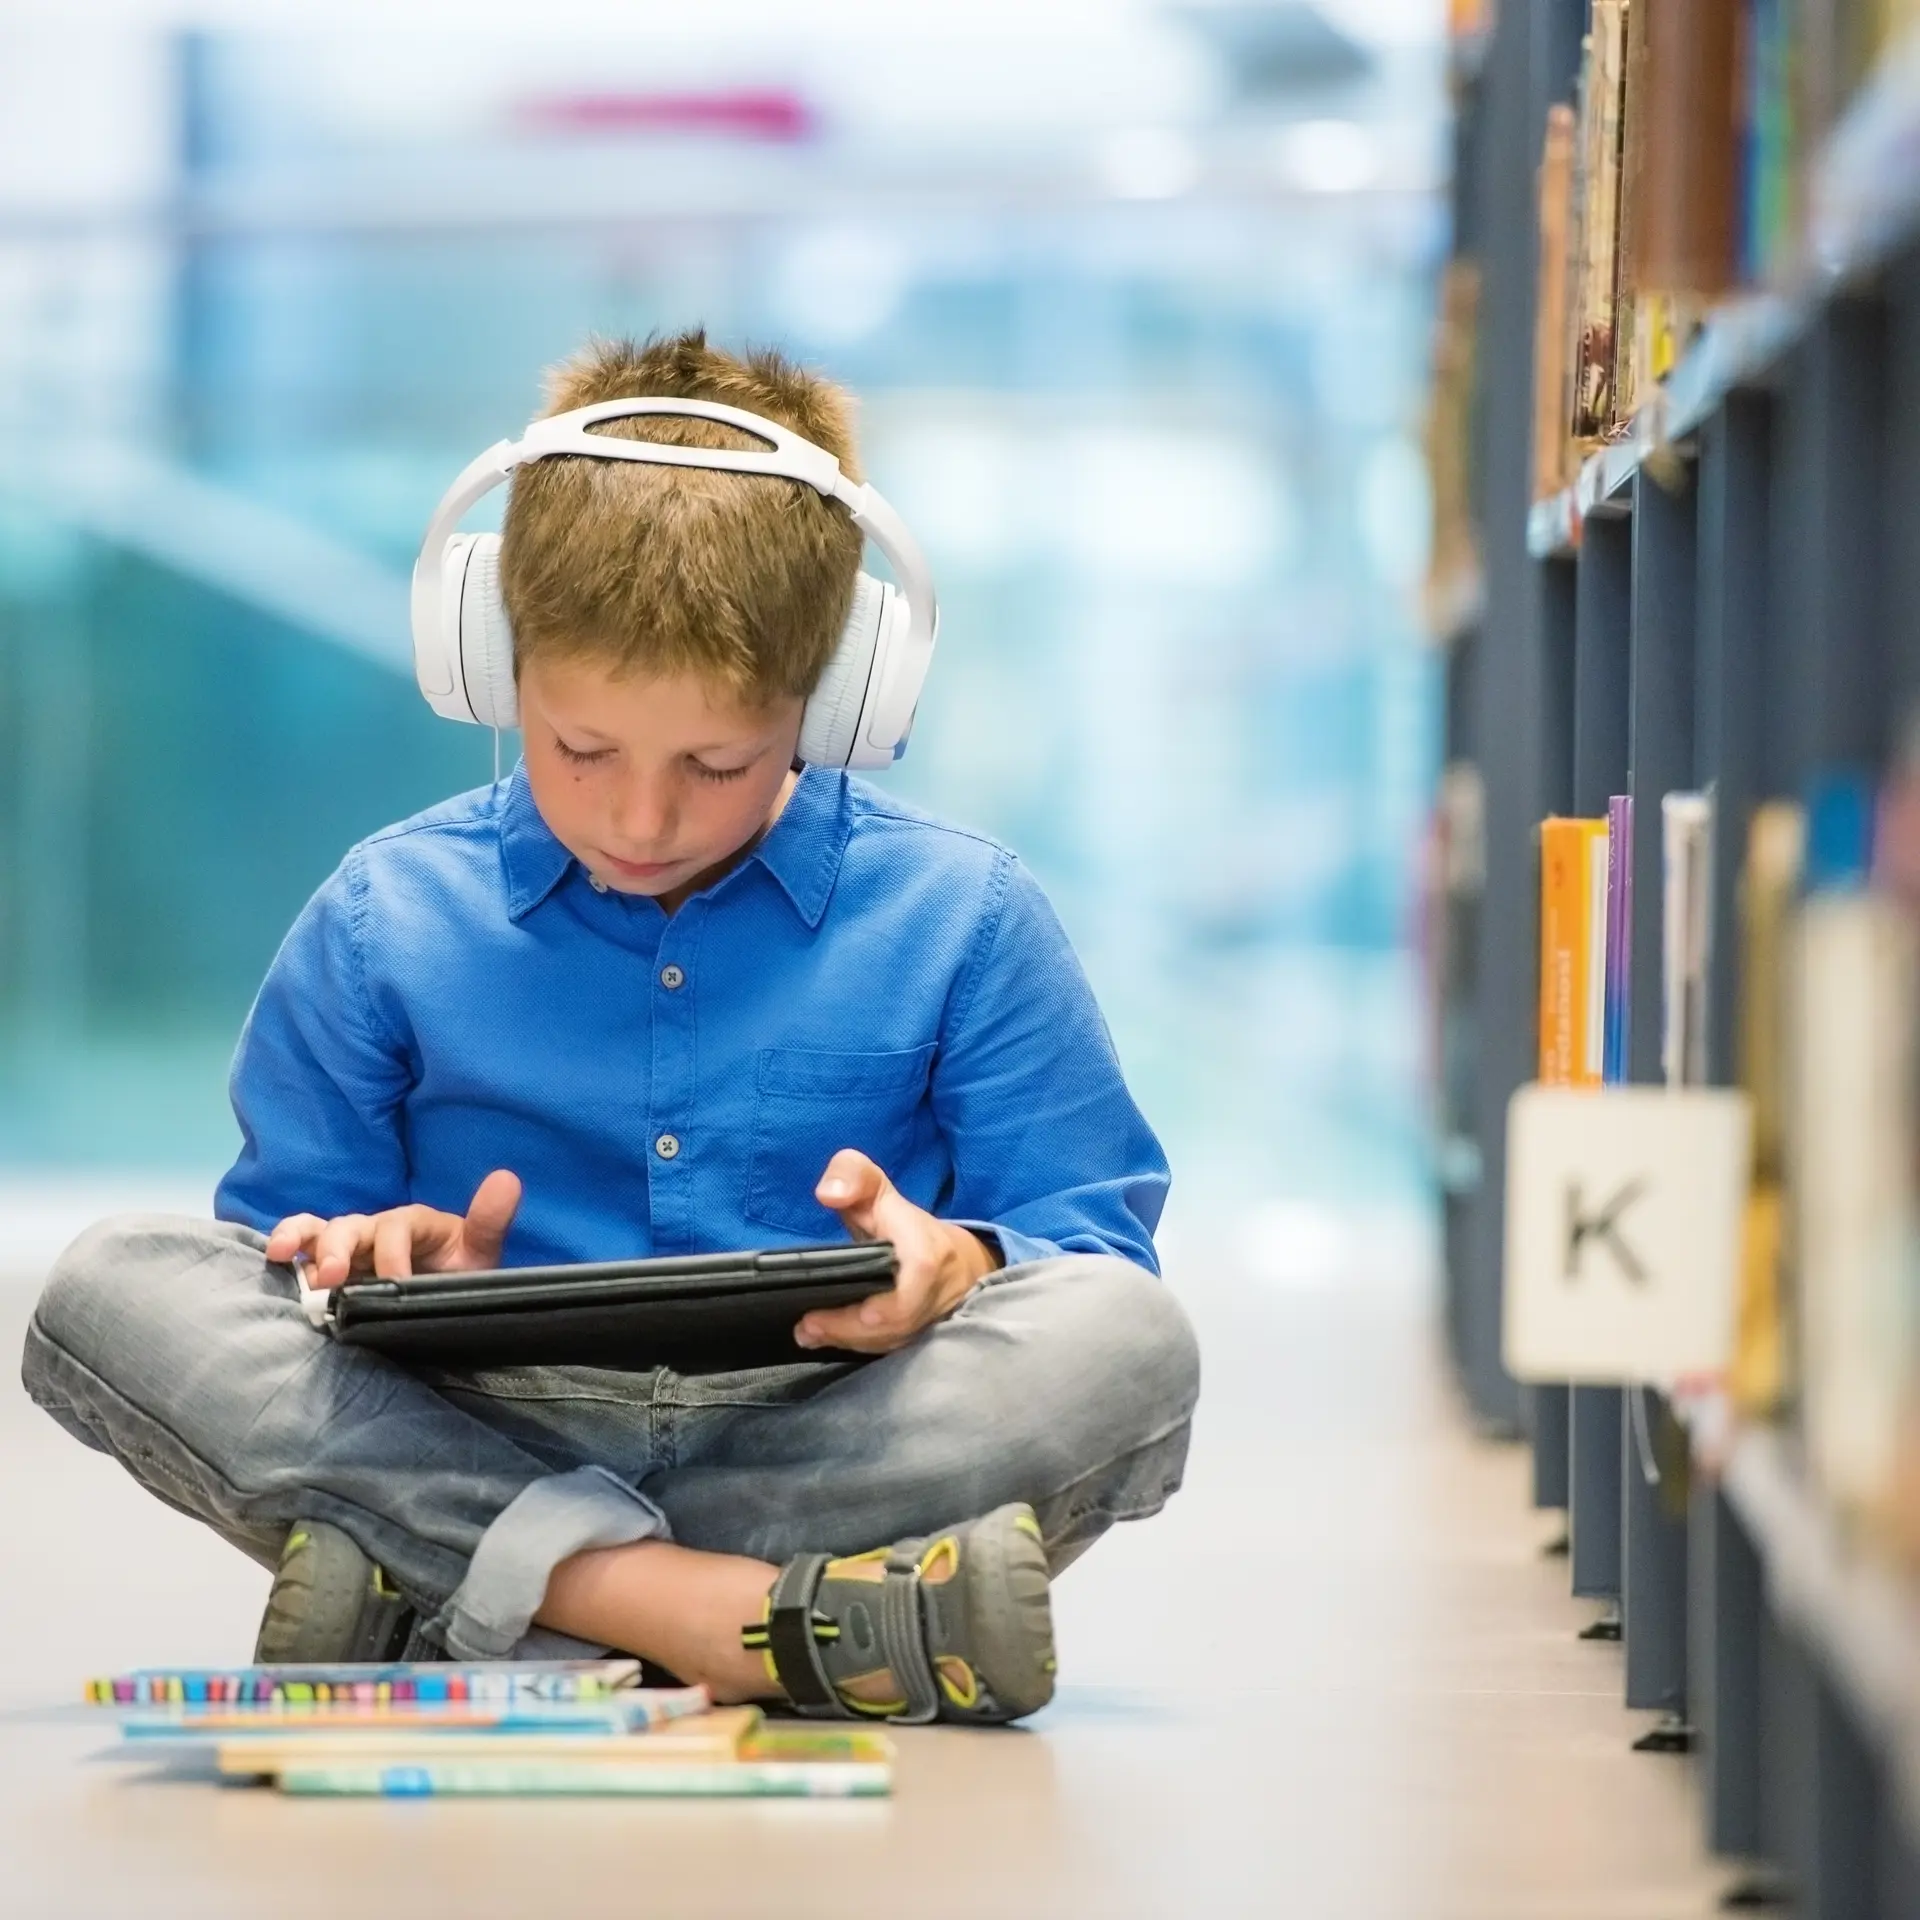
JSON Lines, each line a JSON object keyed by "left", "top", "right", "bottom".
{"left": 879, "top": 1543, "right": 942, "bottom": 1725}
{"left": 763, "top": 1552, "right": 844, "bottom": 1718}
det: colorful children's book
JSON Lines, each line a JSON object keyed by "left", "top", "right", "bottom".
{"left": 123, "top": 1687, "right": 712, "bottom": 1741}
{"left": 88, "top": 1659, "right": 645, "bottom": 1709}
{"left": 274, "top": 1755, "right": 892, "bottom": 1799}
{"left": 211, "top": 1707, "right": 763, "bottom": 1775}
{"left": 266, "top": 1727, "right": 895, "bottom": 1799}
{"left": 1602, "top": 793, "right": 1634, "bottom": 1083}
{"left": 1537, "top": 816, "right": 1609, "bottom": 1085}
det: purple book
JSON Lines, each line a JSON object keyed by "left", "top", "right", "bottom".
{"left": 1602, "top": 794, "right": 1633, "bottom": 1083}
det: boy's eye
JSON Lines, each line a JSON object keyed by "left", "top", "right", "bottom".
{"left": 689, "top": 760, "right": 751, "bottom": 784}
{"left": 554, "top": 739, "right": 614, "bottom": 766}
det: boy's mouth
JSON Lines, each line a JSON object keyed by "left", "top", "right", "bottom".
{"left": 599, "top": 851, "right": 680, "bottom": 881}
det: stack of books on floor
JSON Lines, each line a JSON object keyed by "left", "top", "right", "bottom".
{"left": 89, "top": 1660, "right": 893, "bottom": 1799}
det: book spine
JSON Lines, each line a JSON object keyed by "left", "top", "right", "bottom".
{"left": 1792, "top": 892, "right": 1919, "bottom": 1518}
{"left": 1533, "top": 104, "right": 1577, "bottom": 498}
{"left": 1637, "top": 0, "right": 1740, "bottom": 297}
{"left": 1584, "top": 822, "right": 1610, "bottom": 1084}
{"left": 1661, "top": 793, "right": 1715, "bottom": 1089}
{"left": 1603, "top": 794, "right": 1634, "bottom": 1083}
{"left": 1539, "top": 820, "right": 1584, "bottom": 1083}
{"left": 1663, "top": 794, "right": 1687, "bottom": 1087}
{"left": 1611, "top": 0, "right": 1648, "bottom": 426}
{"left": 1572, "top": 0, "right": 1630, "bottom": 440}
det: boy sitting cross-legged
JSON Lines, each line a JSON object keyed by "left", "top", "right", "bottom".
{"left": 21, "top": 330, "right": 1199, "bottom": 1725}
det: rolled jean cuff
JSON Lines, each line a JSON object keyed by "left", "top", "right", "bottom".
{"left": 432, "top": 1465, "right": 667, "bottom": 1661}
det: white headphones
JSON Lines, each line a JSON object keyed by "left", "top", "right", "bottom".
{"left": 410, "top": 396, "right": 939, "bottom": 770}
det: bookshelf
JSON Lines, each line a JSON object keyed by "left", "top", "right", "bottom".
{"left": 1435, "top": 1, "right": 1920, "bottom": 1905}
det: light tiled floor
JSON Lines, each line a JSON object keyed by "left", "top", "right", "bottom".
{"left": 0, "top": 1185, "right": 1727, "bottom": 1918}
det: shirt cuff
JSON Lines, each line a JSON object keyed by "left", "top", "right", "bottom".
{"left": 948, "top": 1220, "right": 1059, "bottom": 1272}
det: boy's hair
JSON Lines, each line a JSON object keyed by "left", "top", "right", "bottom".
{"left": 499, "top": 329, "right": 864, "bottom": 701}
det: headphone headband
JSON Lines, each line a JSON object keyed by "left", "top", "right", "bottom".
{"left": 410, "top": 397, "right": 937, "bottom": 756}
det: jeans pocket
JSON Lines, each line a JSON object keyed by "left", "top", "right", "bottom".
{"left": 743, "top": 1043, "right": 937, "bottom": 1236}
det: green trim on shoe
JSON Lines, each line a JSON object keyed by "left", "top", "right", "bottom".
{"left": 254, "top": 1520, "right": 416, "bottom": 1664}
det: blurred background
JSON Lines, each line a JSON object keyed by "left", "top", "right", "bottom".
{"left": 0, "top": 0, "right": 1446, "bottom": 1267}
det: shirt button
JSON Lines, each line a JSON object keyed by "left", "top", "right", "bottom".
{"left": 659, "top": 964, "right": 686, "bottom": 990}
{"left": 655, "top": 1133, "right": 681, "bottom": 1160}
{"left": 589, "top": 875, "right": 608, "bottom": 894}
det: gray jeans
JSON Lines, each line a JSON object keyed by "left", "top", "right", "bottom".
{"left": 21, "top": 1215, "right": 1199, "bottom": 1661}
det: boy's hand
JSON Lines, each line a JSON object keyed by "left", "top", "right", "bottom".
{"left": 264, "top": 1169, "right": 523, "bottom": 1288}
{"left": 794, "top": 1149, "right": 999, "bottom": 1356}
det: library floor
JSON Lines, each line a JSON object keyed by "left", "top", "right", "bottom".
{"left": 0, "top": 1186, "right": 1729, "bottom": 1919}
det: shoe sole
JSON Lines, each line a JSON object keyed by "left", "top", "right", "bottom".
{"left": 254, "top": 1521, "right": 412, "bottom": 1664}
{"left": 950, "top": 1502, "right": 1056, "bottom": 1723}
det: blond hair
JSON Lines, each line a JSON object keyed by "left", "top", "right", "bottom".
{"left": 499, "top": 329, "right": 863, "bottom": 700}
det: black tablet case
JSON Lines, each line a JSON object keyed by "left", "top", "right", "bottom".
{"left": 328, "top": 1242, "right": 897, "bottom": 1372}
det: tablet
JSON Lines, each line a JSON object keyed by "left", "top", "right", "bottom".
{"left": 319, "top": 1242, "right": 897, "bottom": 1373}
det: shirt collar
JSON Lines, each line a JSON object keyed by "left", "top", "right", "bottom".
{"left": 749, "top": 764, "right": 850, "bottom": 929}
{"left": 498, "top": 763, "right": 574, "bottom": 921}
{"left": 498, "top": 759, "right": 849, "bottom": 929}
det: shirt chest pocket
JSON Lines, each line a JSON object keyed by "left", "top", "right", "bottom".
{"left": 744, "top": 1043, "right": 938, "bottom": 1237}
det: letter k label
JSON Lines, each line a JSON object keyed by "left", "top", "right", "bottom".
{"left": 1564, "top": 1177, "right": 1648, "bottom": 1285}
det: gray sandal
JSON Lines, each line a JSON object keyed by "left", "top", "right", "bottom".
{"left": 254, "top": 1521, "right": 416, "bottom": 1664}
{"left": 743, "top": 1502, "right": 1056, "bottom": 1725}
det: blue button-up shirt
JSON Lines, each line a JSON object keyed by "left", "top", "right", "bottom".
{"left": 215, "top": 762, "right": 1169, "bottom": 1272}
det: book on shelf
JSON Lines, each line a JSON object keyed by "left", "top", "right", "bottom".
{"left": 1422, "top": 259, "right": 1482, "bottom": 639}
{"left": 1446, "top": 0, "right": 1493, "bottom": 42}
{"left": 1610, "top": 0, "right": 1650, "bottom": 426}
{"left": 1729, "top": 800, "right": 1802, "bottom": 1422}
{"left": 1526, "top": 1, "right": 1920, "bottom": 492}
{"left": 1537, "top": 815, "right": 1608, "bottom": 1086}
{"left": 1638, "top": 0, "right": 1740, "bottom": 298}
{"left": 1430, "top": 762, "right": 1486, "bottom": 1186}
{"left": 1789, "top": 770, "right": 1919, "bottom": 1530}
{"left": 1567, "top": 0, "right": 1631, "bottom": 449}
{"left": 1532, "top": 104, "right": 1578, "bottom": 500}
{"left": 1602, "top": 794, "right": 1634, "bottom": 1085}
{"left": 1661, "top": 793, "right": 1714, "bottom": 1090}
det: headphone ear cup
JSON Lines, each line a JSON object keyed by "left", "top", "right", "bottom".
{"left": 456, "top": 532, "right": 520, "bottom": 730}
{"left": 798, "top": 572, "right": 885, "bottom": 768}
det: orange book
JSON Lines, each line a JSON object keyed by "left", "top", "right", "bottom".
{"left": 1538, "top": 817, "right": 1609, "bottom": 1085}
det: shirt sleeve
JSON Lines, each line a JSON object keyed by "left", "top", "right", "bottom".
{"left": 932, "top": 852, "right": 1170, "bottom": 1272}
{"left": 214, "top": 851, "right": 415, "bottom": 1233}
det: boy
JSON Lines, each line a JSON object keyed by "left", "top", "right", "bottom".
{"left": 22, "top": 331, "right": 1198, "bottom": 1725}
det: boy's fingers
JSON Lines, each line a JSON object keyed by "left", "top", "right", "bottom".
{"left": 372, "top": 1211, "right": 416, "bottom": 1280}
{"left": 795, "top": 1302, "right": 900, "bottom": 1354}
{"left": 314, "top": 1214, "right": 373, "bottom": 1287}
{"left": 815, "top": 1149, "right": 889, "bottom": 1233}
{"left": 266, "top": 1214, "right": 324, "bottom": 1262}
{"left": 460, "top": 1169, "right": 523, "bottom": 1268}
{"left": 796, "top": 1263, "right": 923, "bottom": 1351}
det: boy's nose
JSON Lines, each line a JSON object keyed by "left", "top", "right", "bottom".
{"left": 610, "top": 774, "right": 675, "bottom": 851}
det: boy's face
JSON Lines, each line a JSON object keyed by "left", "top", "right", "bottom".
{"left": 518, "top": 654, "right": 806, "bottom": 905}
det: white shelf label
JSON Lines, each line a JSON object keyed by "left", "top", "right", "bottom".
{"left": 1502, "top": 1084, "right": 1752, "bottom": 1384}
